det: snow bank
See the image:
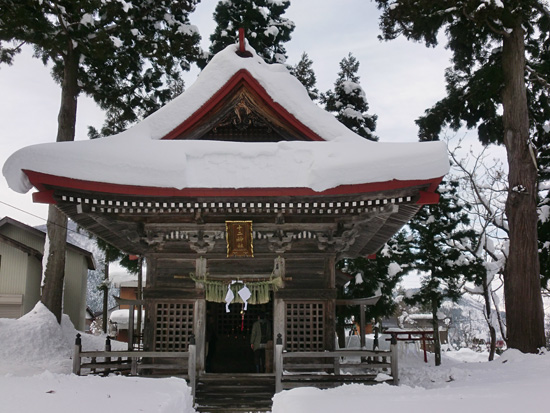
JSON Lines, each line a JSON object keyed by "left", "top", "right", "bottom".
{"left": 272, "top": 349, "right": 550, "bottom": 413}
{"left": 0, "top": 303, "right": 72, "bottom": 374}
{"left": 0, "top": 303, "right": 196, "bottom": 412}
{"left": 0, "top": 373, "right": 192, "bottom": 413}
{"left": 0, "top": 302, "right": 123, "bottom": 375}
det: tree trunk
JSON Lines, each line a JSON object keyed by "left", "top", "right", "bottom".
{"left": 481, "top": 275, "right": 496, "bottom": 361}
{"left": 432, "top": 300, "right": 441, "bottom": 366}
{"left": 40, "top": 46, "right": 79, "bottom": 323}
{"left": 102, "top": 256, "right": 109, "bottom": 333}
{"left": 41, "top": 206, "right": 68, "bottom": 323}
{"left": 501, "top": 24, "right": 546, "bottom": 352}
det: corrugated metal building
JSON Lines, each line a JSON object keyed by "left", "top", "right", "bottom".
{"left": 0, "top": 216, "right": 95, "bottom": 329}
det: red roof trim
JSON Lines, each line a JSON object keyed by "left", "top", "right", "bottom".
{"left": 161, "top": 69, "right": 325, "bottom": 142}
{"left": 32, "top": 190, "right": 56, "bottom": 205}
{"left": 24, "top": 170, "right": 443, "bottom": 202}
{"left": 416, "top": 191, "right": 440, "bottom": 205}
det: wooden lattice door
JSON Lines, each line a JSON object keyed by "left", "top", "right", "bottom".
{"left": 153, "top": 301, "right": 194, "bottom": 351}
{"left": 285, "top": 301, "right": 325, "bottom": 351}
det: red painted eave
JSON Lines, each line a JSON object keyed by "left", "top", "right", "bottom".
{"left": 161, "top": 69, "right": 325, "bottom": 142}
{"left": 23, "top": 169, "right": 444, "bottom": 204}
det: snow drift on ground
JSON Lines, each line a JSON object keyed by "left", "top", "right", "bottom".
{"left": 1, "top": 304, "right": 548, "bottom": 412}
{"left": 273, "top": 345, "right": 549, "bottom": 413}
{"left": 0, "top": 303, "right": 195, "bottom": 413}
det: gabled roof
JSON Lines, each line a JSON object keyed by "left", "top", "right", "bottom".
{"left": 0, "top": 216, "right": 95, "bottom": 269}
{"left": 161, "top": 69, "right": 325, "bottom": 142}
{"left": 3, "top": 41, "right": 449, "bottom": 197}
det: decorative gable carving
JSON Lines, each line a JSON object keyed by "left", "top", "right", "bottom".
{"left": 162, "top": 70, "right": 324, "bottom": 142}
{"left": 209, "top": 92, "right": 275, "bottom": 141}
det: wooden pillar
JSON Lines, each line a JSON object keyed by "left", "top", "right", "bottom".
{"left": 359, "top": 304, "right": 366, "bottom": 349}
{"left": 273, "top": 256, "right": 286, "bottom": 357}
{"left": 273, "top": 298, "right": 285, "bottom": 349}
{"left": 73, "top": 333, "right": 82, "bottom": 375}
{"left": 325, "top": 255, "right": 337, "bottom": 351}
{"left": 142, "top": 255, "right": 156, "bottom": 351}
{"left": 194, "top": 257, "right": 207, "bottom": 372}
{"left": 131, "top": 356, "right": 138, "bottom": 376}
{"left": 328, "top": 255, "right": 336, "bottom": 289}
{"left": 273, "top": 256, "right": 286, "bottom": 280}
{"left": 195, "top": 299, "right": 206, "bottom": 372}
{"left": 325, "top": 298, "right": 336, "bottom": 351}
{"left": 275, "top": 333, "right": 283, "bottom": 393}
{"left": 390, "top": 334, "right": 399, "bottom": 385}
{"left": 128, "top": 304, "right": 135, "bottom": 351}
{"left": 188, "top": 335, "right": 197, "bottom": 399}
{"left": 136, "top": 256, "right": 143, "bottom": 348}
{"left": 104, "top": 336, "right": 111, "bottom": 376}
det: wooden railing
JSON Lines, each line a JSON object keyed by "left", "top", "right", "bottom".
{"left": 274, "top": 334, "right": 398, "bottom": 392}
{"left": 72, "top": 334, "right": 197, "bottom": 397}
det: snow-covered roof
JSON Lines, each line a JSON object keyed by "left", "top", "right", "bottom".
{"left": 109, "top": 270, "right": 140, "bottom": 288}
{"left": 109, "top": 309, "right": 144, "bottom": 330}
{"left": 0, "top": 216, "right": 96, "bottom": 269}
{"left": 3, "top": 42, "right": 449, "bottom": 195}
{"left": 410, "top": 314, "right": 436, "bottom": 320}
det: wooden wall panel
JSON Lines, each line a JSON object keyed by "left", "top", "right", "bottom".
{"left": 283, "top": 257, "right": 330, "bottom": 290}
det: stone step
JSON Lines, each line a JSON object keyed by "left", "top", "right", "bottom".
{"left": 195, "top": 373, "right": 275, "bottom": 413}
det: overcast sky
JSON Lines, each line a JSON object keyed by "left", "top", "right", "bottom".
{"left": 0, "top": 0, "right": 478, "bottom": 227}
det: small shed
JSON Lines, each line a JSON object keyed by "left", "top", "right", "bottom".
{"left": 0, "top": 216, "right": 95, "bottom": 329}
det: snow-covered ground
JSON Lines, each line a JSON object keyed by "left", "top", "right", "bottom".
{"left": 1, "top": 304, "right": 548, "bottom": 412}
{"left": 0, "top": 304, "right": 194, "bottom": 413}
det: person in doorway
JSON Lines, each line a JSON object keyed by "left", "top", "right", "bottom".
{"left": 250, "top": 312, "right": 271, "bottom": 373}
{"left": 205, "top": 314, "right": 217, "bottom": 372}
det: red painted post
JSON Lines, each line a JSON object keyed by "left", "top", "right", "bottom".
{"left": 239, "top": 28, "right": 245, "bottom": 53}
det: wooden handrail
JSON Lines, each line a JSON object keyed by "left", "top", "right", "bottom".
{"left": 274, "top": 337, "right": 399, "bottom": 392}
{"left": 282, "top": 349, "right": 392, "bottom": 358}
{"left": 73, "top": 334, "right": 197, "bottom": 402}
{"left": 76, "top": 350, "right": 189, "bottom": 358}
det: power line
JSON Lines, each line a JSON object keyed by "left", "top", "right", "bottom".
{"left": 0, "top": 199, "right": 47, "bottom": 222}
{"left": 0, "top": 199, "right": 83, "bottom": 236}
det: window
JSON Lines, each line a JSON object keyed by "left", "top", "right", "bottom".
{"left": 154, "top": 301, "right": 194, "bottom": 351}
{"left": 285, "top": 301, "right": 325, "bottom": 352}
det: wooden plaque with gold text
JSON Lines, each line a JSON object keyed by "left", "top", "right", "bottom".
{"left": 226, "top": 220, "right": 253, "bottom": 257}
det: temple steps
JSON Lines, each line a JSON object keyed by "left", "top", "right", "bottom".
{"left": 194, "top": 373, "right": 275, "bottom": 413}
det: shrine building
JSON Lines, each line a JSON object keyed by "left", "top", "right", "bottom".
{"left": 3, "top": 39, "right": 449, "bottom": 375}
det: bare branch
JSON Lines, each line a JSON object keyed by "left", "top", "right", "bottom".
{"left": 448, "top": 143, "right": 509, "bottom": 235}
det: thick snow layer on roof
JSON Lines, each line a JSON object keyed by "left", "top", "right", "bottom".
{"left": 109, "top": 268, "right": 143, "bottom": 288}
{"left": 3, "top": 42, "right": 449, "bottom": 194}
{"left": 109, "top": 309, "right": 145, "bottom": 330}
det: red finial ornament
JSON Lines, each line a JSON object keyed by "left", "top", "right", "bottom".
{"left": 237, "top": 28, "right": 253, "bottom": 58}
{"left": 239, "top": 28, "right": 245, "bottom": 53}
